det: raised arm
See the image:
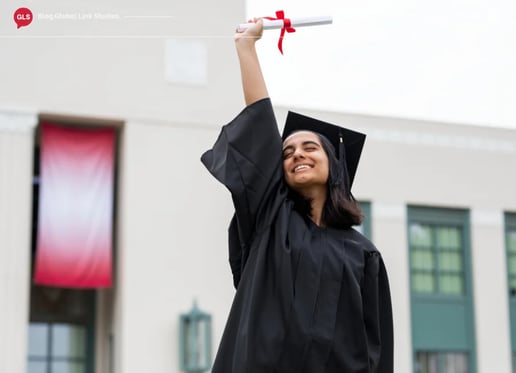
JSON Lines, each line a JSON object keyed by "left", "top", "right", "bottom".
{"left": 235, "top": 19, "right": 269, "bottom": 106}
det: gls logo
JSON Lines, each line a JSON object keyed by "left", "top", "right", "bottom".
{"left": 14, "top": 7, "right": 33, "bottom": 29}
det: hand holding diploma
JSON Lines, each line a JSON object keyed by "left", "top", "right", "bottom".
{"left": 236, "top": 10, "right": 332, "bottom": 54}
{"left": 237, "top": 15, "right": 333, "bottom": 32}
{"left": 234, "top": 17, "right": 263, "bottom": 45}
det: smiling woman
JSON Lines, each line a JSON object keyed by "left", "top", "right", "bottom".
{"left": 282, "top": 131, "right": 329, "bottom": 207}
{"left": 281, "top": 109, "right": 367, "bottom": 230}
{"left": 201, "top": 18, "right": 393, "bottom": 373}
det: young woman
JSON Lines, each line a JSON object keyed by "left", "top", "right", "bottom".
{"left": 201, "top": 19, "right": 393, "bottom": 373}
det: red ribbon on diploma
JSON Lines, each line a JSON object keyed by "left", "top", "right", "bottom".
{"left": 264, "top": 10, "right": 296, "bottom": 54}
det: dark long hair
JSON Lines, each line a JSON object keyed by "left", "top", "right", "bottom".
{"left": 287, "top": 133, "right": 363, "bottom": 229}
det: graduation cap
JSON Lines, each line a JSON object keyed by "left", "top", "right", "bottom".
{"left": 282, "top": 111, "right": 366, "bottom": 192}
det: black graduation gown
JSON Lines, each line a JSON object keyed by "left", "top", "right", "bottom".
{"left": 201, "top": 98, "right": 393, "bottom": 373}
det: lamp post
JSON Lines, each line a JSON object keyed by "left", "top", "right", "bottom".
{"left": 179, "top": 301, "right": 212, "bottom": 373}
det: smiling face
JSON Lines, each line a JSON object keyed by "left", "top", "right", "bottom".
{"left": 282, "top": 131, "right": 330, "bottom": 194}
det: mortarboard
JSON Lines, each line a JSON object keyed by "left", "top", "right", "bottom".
{"left": 282, "top": 111, "right": 366, "bottom": 191}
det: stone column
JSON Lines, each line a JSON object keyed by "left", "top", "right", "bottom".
{"left": 373, "top": 201, "right": 412, "bottom": 373}
{"left": 0, "top": 111, "right": 37, "bottom": 373}
{"left": 471, "top": 209, "right": 511, "bottom": 373}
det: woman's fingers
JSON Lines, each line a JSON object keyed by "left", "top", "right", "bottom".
{"left": 235, "top": 18, "right": 263, "bottom": 42}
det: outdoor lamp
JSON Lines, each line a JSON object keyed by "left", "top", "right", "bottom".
{"left": 179, "top": 301, "right": 212, "bottom": 373}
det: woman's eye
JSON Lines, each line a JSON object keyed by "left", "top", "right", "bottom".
{"left": 283, "top": 152, "right": 293, "bottom": 159}
{"left": 305, "top": 147, "right": 316, "bottom": 151}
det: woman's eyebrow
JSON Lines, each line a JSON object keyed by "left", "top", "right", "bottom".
{"left": 302, "top": 140, "right": 321, "bottom": 147}
{"left": 282, "top": 140, "right": 321, "bottom": 152}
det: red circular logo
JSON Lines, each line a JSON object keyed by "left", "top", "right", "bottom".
{"left": 14, "top": 7, "right": 33, "bottom": 29}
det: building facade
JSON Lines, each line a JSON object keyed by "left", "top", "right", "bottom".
{"left": 1, "top": 1, "right": 516, "bottom": 372}
{"left": 2, "top": 102, "right": 516, "bottom": 373}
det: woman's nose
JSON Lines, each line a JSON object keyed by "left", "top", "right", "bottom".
{"left": 293, "top": 148, "right": 305, "bottom": 159}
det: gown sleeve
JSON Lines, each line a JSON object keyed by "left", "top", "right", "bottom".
{"left": 201, "top": 98, "right": 283, "bottom": 287}
{"left": 362, "top": 251, "right": 394, "bottom": 373}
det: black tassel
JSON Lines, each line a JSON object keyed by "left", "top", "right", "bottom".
{"left": 339, "top": 132, "right": 351, "bottom": 197}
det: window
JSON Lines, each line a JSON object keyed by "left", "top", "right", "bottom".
{"left": 27, "top": 286, "right": 95, "bottom": 373}
{"left": 415, "top": 351, "right": 468, "bottom": 373}
{"left": 408, "top": 206, "right": 476, "bottom": 373}
{"left": 28, "top": 323, "right": 88, "bottom": 373}
{"left": 409, "top": 224, "right": 465, "bottom": 295}
{"left": 506, "top": 213, "right": 516, "bottom": 373}
{"left": 506, "top": 213, "right": 516, "bottom": 297}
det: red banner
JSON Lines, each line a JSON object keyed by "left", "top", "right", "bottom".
{"left": 34, "top": 123, "right": 115, "bottom": 288}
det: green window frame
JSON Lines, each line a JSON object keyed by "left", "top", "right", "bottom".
{"left": 408, "top": 206, "right": 476, "bottom": 373}
{"left": 506, "top": 213, "right": 516, "bottom": 297}
{"left": 506, "top": 212, "right": 516, "bottom": 373}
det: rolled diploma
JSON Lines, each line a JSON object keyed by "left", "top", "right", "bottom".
{"left": 237, "top": 16, "right": 332, "bottom": 32}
